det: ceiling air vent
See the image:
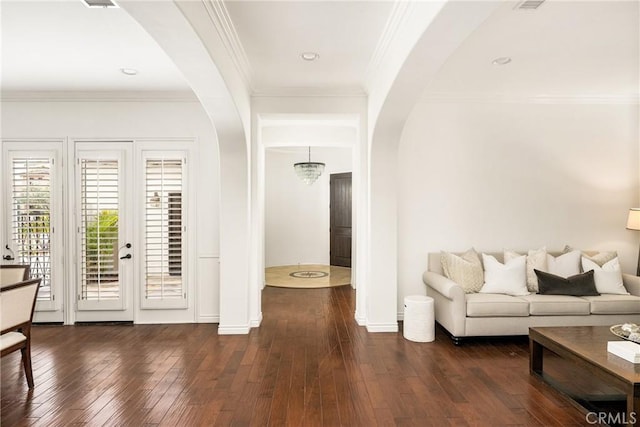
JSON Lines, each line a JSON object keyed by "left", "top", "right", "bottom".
{"left": 515, "top": 0, "right": 545, "bottom": 10}
{"left": 82, "top": 0, "right": 118, "bottom": 8}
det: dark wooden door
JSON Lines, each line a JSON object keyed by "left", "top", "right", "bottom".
{"left": 330, "top": 173, "right": 352, "bottom": 267}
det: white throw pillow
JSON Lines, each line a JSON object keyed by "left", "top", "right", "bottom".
{"left": 504, "top": 247, "right": 547, "bottom": 293}
{"left": 547, "top": 250, "right": 581, "bottom": 278}
{"left": 581, "top": 257, "right": 629, "bottom": 295}
{"left": 480, "top": 254, "right": 529, "bottom": 296}
{"left": 440, "top": 249, "right": 484, "bottom": 294}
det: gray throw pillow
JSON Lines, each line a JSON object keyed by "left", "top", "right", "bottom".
{"left": 534, "top": 269, "right": 599, "bottom": 296}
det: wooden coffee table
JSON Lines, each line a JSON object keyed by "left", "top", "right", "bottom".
{"left": 529, "top": 326, "right": 639, "bottom": 426}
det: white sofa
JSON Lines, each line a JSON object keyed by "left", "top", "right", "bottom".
{"left": 423, "top": 251, "right": 640, "bottom": 345}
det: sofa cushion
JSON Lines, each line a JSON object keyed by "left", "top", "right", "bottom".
{"left": 583, "top": 250, "right": 618, "bottom": 266}
{"left": 479, "top": 254, "right": 529, "bottom": 296}
{"left": 546, "top": 250, "right": 581, "bottom": 277}
{"left": 580, "top": 295, "right": 640, "bottom": 314}
{"left": 520, "top": 294, "right": 590, "bottom": 316}
{"left": 505, "top": 247, "right": 547, "bottom": 293}
{"left": 466, "top": 293, "right": 529, "bottom": 317}
{"left": 534, "top": 269, "right": 600, "bottom": 296}
{"left": 581, "top": 257, "right": 629, "bottom": 295}
{"left": 441, "top": 249, "right": 484, "bottom": 294}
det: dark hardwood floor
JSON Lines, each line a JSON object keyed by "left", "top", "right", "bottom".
{"left": 1, "top": 286, "right": 597, "bottom": 426}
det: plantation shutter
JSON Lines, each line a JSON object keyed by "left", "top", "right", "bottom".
{"left": 143, "top": 157, "right": 186, "bottom": 308}
{"left": 79, "top": 159, "right": 120, "bottom": 302}
{"left": 10, "top": 157, "right": 53, "bottom": 301}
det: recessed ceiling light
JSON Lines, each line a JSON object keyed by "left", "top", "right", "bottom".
{"left": 300, "top": 52, "right": 319, "bottom": 61}
{"left": 492, "top": 57, "right": 512, "bottom": 65}
{"left": 83, "top": 0, "right": 118, "bottom": 8}
{"left": 120, "top": 68, "right": 138, "bottom": 76}
{"left": 515, "top": 0, "right": 545, "bottom": 10}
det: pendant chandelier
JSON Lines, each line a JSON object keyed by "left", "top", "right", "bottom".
{"left": 294, "top": 147, "right": 325, "bottom": 185}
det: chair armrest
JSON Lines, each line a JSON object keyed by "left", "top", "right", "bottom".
{"left": 623, "top": 273, "right": 640, "bottom": 296}
{"left": 422, "top": 271, "right": 465, "bottom": 301}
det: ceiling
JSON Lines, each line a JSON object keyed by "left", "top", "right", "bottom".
{"left": 1, "top": 0, "right": 638, "bottom": 99}
{"left": 1, "top": 1, "right": 191, "bottom": 92}
{"left": 224, "top": 1, "right": 393, "bottom": 94}
{"left": 424, "top": 0, "right": 639, "bottom": 99}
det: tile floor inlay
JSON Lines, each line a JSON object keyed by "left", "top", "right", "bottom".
{"left": 266, "top": 264, "right": 351, "bottom": 288}
{"left": 289, "top": 271, "right": 329, "bottom": 279}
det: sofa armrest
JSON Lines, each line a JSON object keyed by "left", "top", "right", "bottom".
{"left": 422, "top": 271, "right": 465, "bottom": 301}
{"left": 422, "top": 271, "right": 467, "bottom": 338}
{"left": 623, "top": 273, "right": 640, "bottom": 296}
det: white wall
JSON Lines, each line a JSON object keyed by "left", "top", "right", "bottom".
{"left": 1, "top": 98, "right": 220, "bottom": 323}
{"left": 265, "top": 147, "right": 352, "bottom": 267}
{"left": 397, "top": 100, "right": 640, "bottom": 315}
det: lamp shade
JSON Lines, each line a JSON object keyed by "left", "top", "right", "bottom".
{"left": 627, "top": 208, "right": 640, "bottom": 231}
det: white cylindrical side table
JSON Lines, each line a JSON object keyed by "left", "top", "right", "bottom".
{"left": 403, "top": 295, "right": 434, "bottom": 342}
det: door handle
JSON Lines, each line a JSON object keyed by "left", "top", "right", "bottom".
{"left": 118, "top": 243, "right": 132, "bottom": 260}
{"left": 3, "top": 245, "right": 15, "bottom": 261}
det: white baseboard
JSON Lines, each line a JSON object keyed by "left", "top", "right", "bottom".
{"left": 218, "top": 324, "right": 251, "bottom": 335}
{"left": 354, "top": 311, "right": 366, "bottom": 326}
{"left": 366, "top": 322, "right": 399, "bottom": 333}
{"left": 135, "top": 320, "right": 193, "bottom": 325}
{"left": 198, "top": 315, "right": 220, "bottom": 324}
{"left": 397, "top": 311, "right": 404, "bottom": 321}
{"left": 250, "top": 312, "right": 263, "bottom": 328}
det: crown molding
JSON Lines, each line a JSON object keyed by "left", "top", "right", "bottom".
{"left": 201, "top": 0, "right": 253, "bottom": 91}
{"left": 420, "top": 92, "right": 640, "bottom": 105}
{"left": 364, "top": 0, "right": 413, "bottom": 92}
{"left": 251, "top": 86, "right": 367, "bottom": 98}
{"left": 0, "top": 90, "right": 199, "bottom": 102}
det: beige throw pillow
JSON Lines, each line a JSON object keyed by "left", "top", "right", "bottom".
{"left": 441, "top": 249, "right": 484, "bottom": 294}
{"left": 564, "top": 245, "right": 618, "bottom": 267}
{"left": 504, "top": 247, "right": 547, "bottom": 293}
{"left": 583, "top": 251, "right": 618, "bottom": 267}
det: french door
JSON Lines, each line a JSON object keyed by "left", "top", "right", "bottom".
{"left": 74, "top": 143, "right": 133, "bottom": 321}
{"left": 2, "top": 141, "right": 64, "bottom": 323}
{"left": 139, "top": 151, "right": 188, "bottom": 310}
{"left": 74, "top": 142, "right": 189, "bottom": 321}
{"left": 3, "top": 140, "right": 191, "bottom": 323}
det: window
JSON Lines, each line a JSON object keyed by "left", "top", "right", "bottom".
{"left": 143, "top": 156, "right": 186, "bottom": 308}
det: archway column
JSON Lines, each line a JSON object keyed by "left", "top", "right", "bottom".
{"left": 366, "top": 1, "right": 501, "bottom": 331}
{"left": 217, "top": 139, "right": 252, "bottom": 333}
{"left": 120, "top": 0, "right": 254, "bottom": 333}
{"left": 366, "top": 127, "right": 400, "bottom": 331}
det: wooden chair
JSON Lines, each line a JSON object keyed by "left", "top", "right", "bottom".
{"left": 0, "top": 265, "right": 31, "bottom": 288}
{"left": 1, "top": 278, "right": 41, "bottom": 388}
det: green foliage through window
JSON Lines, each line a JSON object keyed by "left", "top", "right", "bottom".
{"left": 85, "top": 210, "right": 118, "bottom": 274}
